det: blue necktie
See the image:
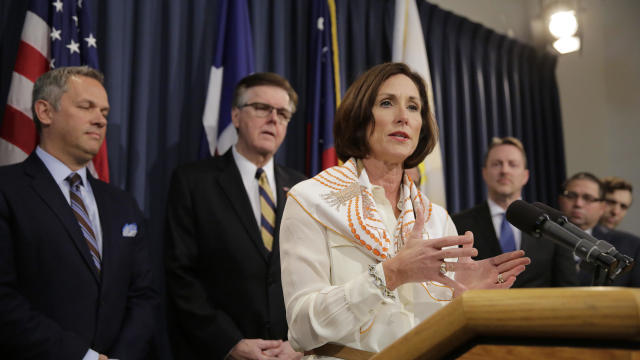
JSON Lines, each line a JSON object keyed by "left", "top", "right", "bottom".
{"left": 499, "top": 213, "right": 516, "bottom": 253}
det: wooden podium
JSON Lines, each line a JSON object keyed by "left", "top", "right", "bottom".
{"left": 371, "top": 287, "right": 640, "bottom": 360}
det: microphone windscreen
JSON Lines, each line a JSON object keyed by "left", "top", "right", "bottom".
{"left": 532, "top": 202, "right": 565, "bottom": 221}
{"left": 506, "top": 200, "right": 546, "bottom": 234}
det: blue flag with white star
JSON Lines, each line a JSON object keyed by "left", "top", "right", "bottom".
{"left": 199, "top": 0, "right": 255, "bottom": 158}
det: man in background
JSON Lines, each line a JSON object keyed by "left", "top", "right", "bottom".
{"left": 165, "top": 73, "right": 306, "bottom": 359}
{"left": 0, "top": 66, "right": 157, "bottom": 359}
{"left": 599, "top": 176, "right": 633, "bottom": 230}
{"left": 558, "top": 172, "right": 640, "bottom": 286}
{"left": 453, "top": 137, "right": 577, "bottom": 287}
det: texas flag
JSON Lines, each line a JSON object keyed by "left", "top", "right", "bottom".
{"left": 199, "top": 0, "right": 255, "bottom": 157}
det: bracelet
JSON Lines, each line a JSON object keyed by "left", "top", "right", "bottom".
{"left": 368, "top": 264, "right": 396, "bottom": 300}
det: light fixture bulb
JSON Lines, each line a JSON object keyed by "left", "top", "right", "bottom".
{"left": 553, "top": 36, "right": 581, "bottom": 54}
{"left": 549, "top": 10, "right": 578, "bottom": 38}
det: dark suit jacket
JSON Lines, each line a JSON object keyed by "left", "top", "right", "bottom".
{"left": 578, "top": 225, "right": 640, "bottom": 287}
{"left": 0, "top": 154, "right": 158, "bottom": 360}
{"left": 452, "top": 201, "right": 578, "bottom": 287}
{"left": 165, "top": 151, "right": 306, "bottom": 359}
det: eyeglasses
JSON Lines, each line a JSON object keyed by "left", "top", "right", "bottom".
{"left": 561, "top": 190, "right": 602, "bottom": 204}
{"left": 239, "top": 102, "right": 292, "bottom": 124}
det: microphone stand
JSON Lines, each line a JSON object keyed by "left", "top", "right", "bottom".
{"left": 591, "top": 264, "right": 612, "bottom": 286}
{"left": 528, "top": 214, "right": 619, "bottom": 284}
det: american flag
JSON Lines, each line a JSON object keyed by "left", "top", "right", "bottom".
{"left": 0, "top": 0, "right": 109, "bottom": 181}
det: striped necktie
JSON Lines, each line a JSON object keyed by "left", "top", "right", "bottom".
{"left": 66, "top": 173, "right": 101, "bottom": 271}
{"left": 256, "top": 168, "right": 276, "bottom": 251}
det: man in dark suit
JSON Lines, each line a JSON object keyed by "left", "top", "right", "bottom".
{"left": 452, "top": 137, "right": 577, "bottom": 287}
{"left": 557, "top": 172, "right": 640, "bottom": 286}
{"left": 165, "top": 73, "right": 306, "bottom": 359}
{"left": 0, "top": 66, "right": 157, "bottom": 359}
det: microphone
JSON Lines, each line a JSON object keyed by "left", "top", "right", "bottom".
{"left": 506, "top": 200, "right": 618, "bottom": 274}
{"left": 532, "top": 202, "right": 634, "bottom": 277}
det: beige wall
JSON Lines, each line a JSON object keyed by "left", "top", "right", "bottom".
{"left": 427, "top": 0, "right": 640, "bottom": 235}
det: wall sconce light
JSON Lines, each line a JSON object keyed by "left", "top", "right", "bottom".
{"left": 548, "top": 8, "right": 581, "bottom": 54}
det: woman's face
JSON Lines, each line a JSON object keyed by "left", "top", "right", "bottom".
{"left": 367, "top": 74, "right": 423, "bottom": 165}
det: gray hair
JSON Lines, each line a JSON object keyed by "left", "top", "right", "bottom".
{"left": 31, "top": 66, "right": 104, "bottom": 132}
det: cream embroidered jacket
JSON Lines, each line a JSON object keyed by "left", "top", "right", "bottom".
{"left": 279, "top": 160, "right": 458, "bottom": 354}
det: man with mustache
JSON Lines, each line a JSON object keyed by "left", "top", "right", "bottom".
{"left": 558, "top": 172, "right": 640, "bottom": 286}
{"left": 0, "top": 66, "right": 158, "bottom": 359}
{"left": 165, "top": 73, "right": 306, "bottom": 359}
{"left": 452, "top": 137, "right": 577, "bottom": 287}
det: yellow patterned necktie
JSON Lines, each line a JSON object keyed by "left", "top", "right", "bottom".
{"left": 256, "top": 168, "right": 276, "bottom": 251}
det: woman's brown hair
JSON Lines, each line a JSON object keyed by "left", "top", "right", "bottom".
{"left": 334, "top": 62, "right": 438, "bottom": 168}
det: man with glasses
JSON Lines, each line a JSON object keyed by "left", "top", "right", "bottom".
{"left": 558, "top": 172, "right": 640, "bottom": 286}
{"left": 453, "top": 137, "right": 577, "bottom": 287}
{"left": 165, "top": 73, "right": 306, "bottom": 359}
{"left": 600, "top": 177, "right": 634, "bottom": 230}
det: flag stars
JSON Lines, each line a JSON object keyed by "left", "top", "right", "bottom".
{"left": 78, "top": 0, "right": 83, "bottom": 8}
{"left": 84, "top": 33, "right": 97, "bottom": 48}
{"left": 50, "top": 27, "right": 61, "bottom": 41}
{"left": 72, "top": 16, "right": 79, "bottom": 26}
{"left": 317, "top": 17, "right": 325, "bottom": 31}
{"left": 66, "top": 40, "right": 80, "bottom": 54}
{"left": 52, "top": 0, "right": 63, "bottom": 12}
{"left": 50, "top": 58, "right": 56, "bottom": 69}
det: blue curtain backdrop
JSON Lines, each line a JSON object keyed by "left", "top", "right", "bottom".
{"left": 0, "top": 0, "right": 564, "bottom": 358}
{"left": 417, "top": 2, "right": 565, "bottom": 212}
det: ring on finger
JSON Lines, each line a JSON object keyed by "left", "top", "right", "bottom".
{"left": 497, "top": 273, "right": 505, "bottom": 284}
{"left": 439, "top": 262, "right": 447, "bottom": 275}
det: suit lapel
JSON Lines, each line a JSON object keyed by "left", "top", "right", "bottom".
{"left": 272, "top": 165, "right": 290, "bottom": 256}
{"left": 25, "top": 154, "right": 100, "bottom": 282}
{"left": 519, "top": 232, "right": 535, "bottom": 255}
{"left": 592, "top": 225, "right": 608, "bottom": 241}
{"left": 89, "top": 176, "right": 112, "bottom": 283}
{"left": 478, "top": 202, "right": 504, "bottom": 256}
{"left": 217, "top": 152, "right": 268, "bottom": 261}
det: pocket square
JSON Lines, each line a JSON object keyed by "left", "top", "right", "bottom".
{"left": 122, "top": 223, "right": 138, "bottom": 237}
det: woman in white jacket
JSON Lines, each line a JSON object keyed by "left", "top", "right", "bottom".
{"left": 280, "top": 63, "right": 530, "bottom": 359}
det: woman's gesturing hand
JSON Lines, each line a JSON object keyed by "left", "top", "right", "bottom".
{"left": 382, "top": 201, "right": 530, "bottom": 293}
{"left": 382, "top": 202, "right": 478, "bottom": 291}
{"left": 454, "top": 231, "right": 531, "bottom": 290}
